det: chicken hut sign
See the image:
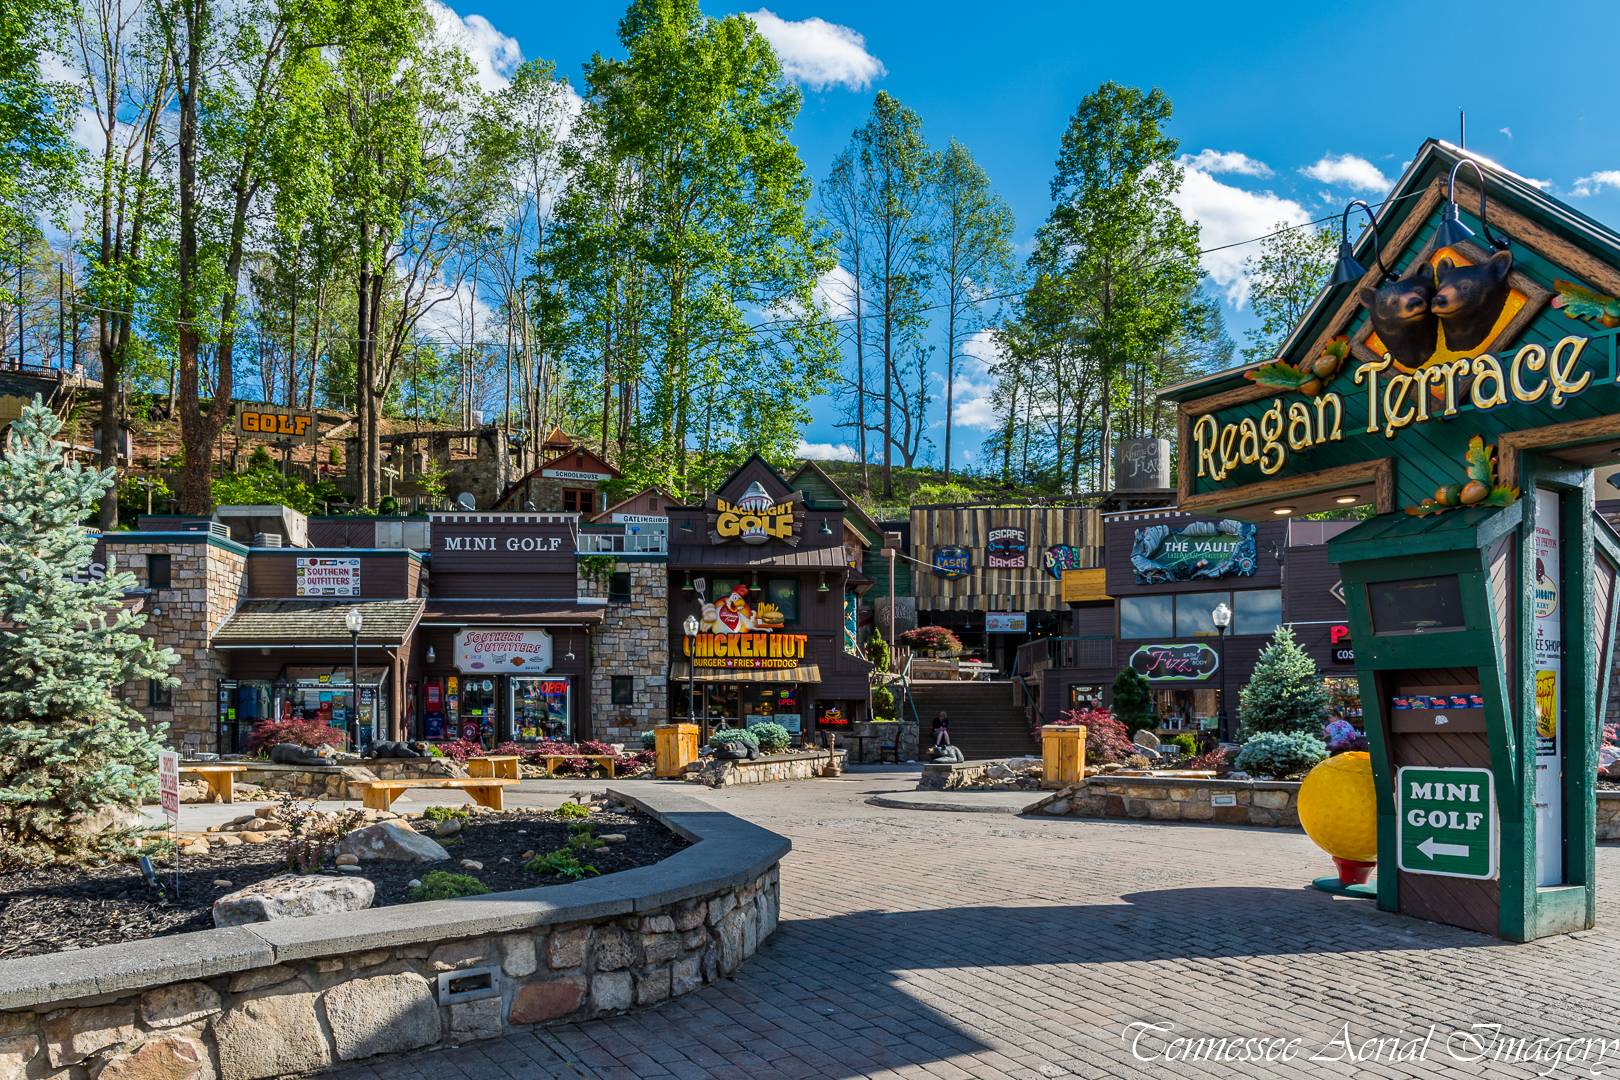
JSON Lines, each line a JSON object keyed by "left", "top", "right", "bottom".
{"left": 685, "top": 583, "right": 809, "bottom": 669}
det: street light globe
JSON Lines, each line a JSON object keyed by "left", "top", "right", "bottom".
{"left": 682, "top": 614, "right": 700, "bottom": 637}
{"left": 1211, "top": 602, "right": 1232, "bottom": 630}
{"left": 345, "top": 607, "right": 364, "bottom": 636}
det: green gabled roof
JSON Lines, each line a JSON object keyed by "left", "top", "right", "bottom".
{"left": 1327, "top": 503, "right": 1522, "bottom": 564}
{"left": 1162, "top": 138, "right": 1620, "bottom": 404}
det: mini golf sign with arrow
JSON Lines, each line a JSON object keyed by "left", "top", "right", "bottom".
{"left": 1397, "top": 766, "right": 1498, "bottom": 880}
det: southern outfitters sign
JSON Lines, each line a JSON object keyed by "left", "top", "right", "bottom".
{"left": 296, "top": 557, "right": 359, "bottom": 597}
{"left": 1396, "top": 766, "right": 1498, "bottom": 880}
{"left": 684, "top": 631, "right": 809, "bottom": 669}
{"left": 1127, "top": 643, "right": 1219, "bottom": 681}
{"left": 1131, "top": 520, "right": 1257, "bottom": 584}
{"left": 708, "top": 483, "right": 803, "bottom": 547}
{"left": 234, "top": 403, "right": 317, "bottom": 443}
{"left": 454, "top": 629, "right": 553, "bottom": 673}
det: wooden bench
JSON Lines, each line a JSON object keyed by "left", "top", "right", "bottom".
{"left": 180, "top": 764, "right": 248, "bottom": 804}
{"left": 533, "top": 754, "right": 619, "bottom": 779}
{"left": 348, "top": 777, "right": 517, "bottom": 811}
{"left": 466, "top": 754, "right": 521, "bottom": 780}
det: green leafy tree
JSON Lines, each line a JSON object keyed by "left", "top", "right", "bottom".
{"left": 0, "top": 0, "right": 76, "bottom": 244}
{"left": 1241, "top": 222, "right": 1337, "bottom": 362}
{"left": 1110, "top": 666, "right": 1152, "bottom": 730}
{"left": 1238, "top": 626, "right": 1329, "bottom": 736}
{"left": 0, "top": 399, "right": 176, "bottom": 866}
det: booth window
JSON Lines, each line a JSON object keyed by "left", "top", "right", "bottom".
{"left": 146, "top": 554, "right": 171, "bottom": 591}
{"left": 608, "top": 571, "right": 632, "bottom": 603}
{"left": 765, "top": 577, "right": 799, "bottom": 622}
{"left": 1232, "top": 589, "right": 1283, "bottom": 636}
{"left": 148, "top": 679, "right": 173, "bottom": 708}
{"left": 562, "top": 488, "right": 595, "bottom": 514}
{"left": 1173, "top": 591, "right": 1227, "bottom": 637}
{"left": 611, "top": 675, "right": 634, "bottom": 705}
{"left": 1120, "top": 595, "right": 1174, "bottom": 639}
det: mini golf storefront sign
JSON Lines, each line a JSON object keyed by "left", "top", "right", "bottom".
{"left": 1159, "top": 141, "right": 1620, "bottom": 941}
{"left": 1396, "top": 766, "right": 1497, "bottom": 880}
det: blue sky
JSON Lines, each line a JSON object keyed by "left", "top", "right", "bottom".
{"left": 437, "top": 0, "right": 1620, "bottom": 471}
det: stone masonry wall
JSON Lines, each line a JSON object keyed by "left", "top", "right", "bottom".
{"left": 578, "top": 560, "right": 667, "bottom": 744}
{"left": 0, "top": 866, "right": 779, "bottom": 1080}
{"left": 1029, "top": 776, "right": 1302, "bottom": 828}
{"left": 115, "top": 541, "right": 247, "bottom": 753}
{"left": 691, "top": 749, "right": 845, "bottom": 788}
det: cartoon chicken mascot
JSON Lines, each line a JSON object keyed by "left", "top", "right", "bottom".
{"left": 715, "top": 584, "right": 756, "bottom": 634}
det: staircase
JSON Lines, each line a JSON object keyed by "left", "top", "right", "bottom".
{"left": 905, "top": 681, "right": 1037, "bottom": 760}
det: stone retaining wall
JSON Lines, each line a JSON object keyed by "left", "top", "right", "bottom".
{"left": 0, "top": 788, "right": 788, "bottom": 1080}
{"left": 843, "top": 721, "right": 920, "bottom": 764}
{"left": 1600, "top": 791, "right": 1620, "bottom": 840}
{"left": 1028, "top": 775, "right": 1303, "bottom": 827}
{"left": 918, "top": 759, "right": 998, "bottom": 790}
{"left": 236, "top": 759, "right": 463, "bottom": 801}
{"left": 691, "top": 749, "right": 845, "bottom": 788}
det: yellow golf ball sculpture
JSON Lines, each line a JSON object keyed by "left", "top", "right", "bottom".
{"left": 1296, "top": 750, "right": 1378, "bottom": 890}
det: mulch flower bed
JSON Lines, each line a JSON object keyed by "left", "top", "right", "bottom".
{"left": 0, "top": 805, "right": 687, "bottom": 960}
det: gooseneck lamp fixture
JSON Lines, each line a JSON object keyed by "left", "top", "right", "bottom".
{"left": 1329, "top": 199, "right": 1393, "bottom": 287}
{"left": 1433, "top": 157, "right": 1509, "bottom": 253}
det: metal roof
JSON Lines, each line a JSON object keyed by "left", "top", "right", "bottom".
{"left": 212, "top": 598, "right": 424, "bottom": 647}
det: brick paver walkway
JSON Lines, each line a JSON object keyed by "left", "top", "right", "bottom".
{"left": 325, "top": 769, "right": 1620, "bottom": 1079}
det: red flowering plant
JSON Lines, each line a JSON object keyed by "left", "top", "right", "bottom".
{"left": 1189, "top": 746, "right": 1231, "bottom": 774}
{"left": 578, "top": 740, "right": 619, "bottom": 757}
{"left": 247, "top": 717, "right": 348, "bottom": 755}
{"left": 898, "top": 625, "right": 964, "bottom": 657}
{"left": 1051, "top": 706, "right": 1133, "bottom": 765}
{"left": 435, "top": 738, "right": 485, "bottom": 763}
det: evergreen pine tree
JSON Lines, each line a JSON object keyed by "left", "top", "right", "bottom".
{"left": 1237, "top": 626, "right": 1329, "bottom": 736}
{"left": 0, "top": 398, "right": 176, "bottom": 865}
{"left": 1110, "top": 666, "right": 1153, "bottom": 728}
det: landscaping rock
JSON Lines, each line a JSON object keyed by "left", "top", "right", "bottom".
{"left": 460, "top": 859, "right": 483, "bottom": 871}
{"left": 212, "top": 879, "right": 233, "bottom": 889}
{"left": 336, "top": 820, "right": 449, "bottom": 863}
{"left": 213, "top": 874, "right": 375, "bottom": 927}
{"left": 97, "top": 1033, "right": 211, "bottom": 1080}
{"left": 334, "top": 853, "right": 359, "bottom": 867}
{"left": 323, "top": 972, "right": 440, "bottom": 1061}
{"left": 434, "top": 818, "right": 463, "bottom": 838}
{"left": 598, "top": 833, "right": 628, "bottom": 844}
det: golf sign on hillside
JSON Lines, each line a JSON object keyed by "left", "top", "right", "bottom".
{"left": 1396, "top": 766, "right": 1497, "bottom": 880}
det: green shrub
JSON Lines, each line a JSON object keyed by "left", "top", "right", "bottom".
{"left": 1110, "top": 667, "right": 1153, "bottom": 729}
{"left": 866, "top": 628, "right": 891, "bottom": 672}
{"left": 709, "top": 728, "right": 758, "bottom": 751}
{"left": 525, "top": 848, "right": 598, "bottom": 880}
{"left": 640, "top": 730, "right": 657, "bottom": 750}
{"left": 421, "top": 805, "right": 470, "bottom": 823}
{"left": 567, "top": 821, "right": 603, "bottom": 851}
{"left": 870, "top": 685, "right": 896, "bottom": 721}
{"left": 555, "top": 801, "right": 591, "bottom": 820}
{"left": 408, "top": 871, "right": 490, "bottom": 901}
{"left": 1166, "top": 733, "right": 1198, "bottom": 757}
{"left": 1238, "top": 626, "right": 1330, "bottom": 736}
{"left": 1234, "top": 731, "right": 1328, "bottom": 779}
{"left": 748, "top": 721, "right": 791, "bottom": 753}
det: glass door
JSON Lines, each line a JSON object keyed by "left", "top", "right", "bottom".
{"left": 459, "top": 677, "right": 498, "bottom": 745}
{"left": 510, "top": 676, "right": 571, "bottom": 742}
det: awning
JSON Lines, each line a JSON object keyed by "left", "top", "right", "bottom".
{"left": 668, "top": 545, "right": 849, "bottom": 571}
{"left": 212, "top": 598, "right": 424, "bottom": 647}
{"left": 282, "top": 665, "right": 390, "bottom": 688}
{"left": 420, "top": 600, "right": 605, "bottom": 626}
{"left": 670, "top": 662, "right": 821, "bottom": 684}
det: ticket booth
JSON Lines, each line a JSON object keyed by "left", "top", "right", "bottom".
{"left": 1329, "top": 481, "right": 1620, "bottom": 940}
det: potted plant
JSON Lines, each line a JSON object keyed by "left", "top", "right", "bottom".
{"left": 709, "top": 728, "right": 759, "bottom": 761}
{"left": 898, "top": 625, "right": 963, "bottom": 658}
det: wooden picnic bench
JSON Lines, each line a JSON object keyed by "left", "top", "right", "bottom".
{"left": 348, "top": 776, "right": 517, "bottom": 811}
{"left": 534, "top": 754, "right": 619, "bottom": 779}
{"left": 180, "top": 763, "right": 248, "bottom": 803}
{"left": 466, "top": 754, "right": 521, "bottom": 780}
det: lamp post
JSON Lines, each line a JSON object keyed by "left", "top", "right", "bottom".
{"left": 345, "top": 606, "right": 363, "bottom": 750}
{"left": 1211, "top": 601, "right": 1232, "bottom": 743}
{"left": 682, "top": 614, "right": 699, "bottom": 733}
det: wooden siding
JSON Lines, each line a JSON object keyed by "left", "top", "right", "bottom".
{"left": 910, "top": 505, "right": 1101, "bottom": 612}
{"left": 246, "top": 550, "right": 416, "bottom": 599}
{"left": 428, "top": 515, "right": 577, "bottom": 600}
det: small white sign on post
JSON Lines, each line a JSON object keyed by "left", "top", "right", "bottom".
{"left": 158, "top": 750, "right": 181, "bottom": 827}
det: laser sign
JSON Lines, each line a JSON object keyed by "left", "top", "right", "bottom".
{"left": 1396, "top": 766, "right": 1498, "bottom": 880}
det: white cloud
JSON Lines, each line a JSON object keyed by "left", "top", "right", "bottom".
{"left": 1172, "top": 165, "right": 1311, "bottom": 308}
{"left": 1299, "top": 153, "right": 1391, "bottom": 193}
{"left": 812, "top": 265, "right": 857, "bottom": 318}
{"left": 745, "top": 9, "right": 885, "bottom": 91}
{"left": 1499, "top": 126, "right": 1514, "bottom": 139}
{"left": 1572, "top": 171, "right": 1620, "bottom": 198}
{"left": 1178, "top": 149, "right": 1272, "bottom": 178}
{"left": 951, "top": 330, "right": 1003, "bottom": 431}
{"left": 428, "top": 0, "right": 522, "bottom": 94}
{"left": 795, "top": 438, "right": 858, "bottom": 462}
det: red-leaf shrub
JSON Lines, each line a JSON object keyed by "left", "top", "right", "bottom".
{"left": 247, "top": 717, "right": 348, "bottom": 755}
{"left": 1190, "top": 746, "right": 1230, "bottom": 773}
{"left": 1054, "top": 706, "right": 1133, "bottom": 765}
{"left": 898, "top": 625, "right": 964, "bottom": 656}
{"left": 436, "top": 739, "right": 485, "bottom": 763}
{"left": 578, "top": 740, "right": 618, "bottom": 757}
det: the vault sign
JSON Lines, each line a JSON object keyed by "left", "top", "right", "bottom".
{"left": 1396, "top": 766, "right": 1498, "bottom": 880}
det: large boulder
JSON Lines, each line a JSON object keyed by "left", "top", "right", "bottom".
{"left": 335, "top": 820, "right": 449, "bottom": 863}
{"left": 213, "top": 874, "right": 375, "bottom": 927}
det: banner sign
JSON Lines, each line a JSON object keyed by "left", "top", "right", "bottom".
{"left": 296, "top": 557, "right": 360, "bottom": 597}
{"left": 932, "top": 545, "right": 971, "bottom": 579}
{"left": 708, "top": 482, "right": 803, "bottom": 547}
{"left": 454, "top": 629, "right": 553, "bottom": 673}
{"left": 684, "top": 631, "right": 809, "bottom": 669}
{"left": 157, "top": 750, "right": 180, "bottom": 826}
{"left": 1397, "top": 765, "right": 1498, "bottom": 880}
{"left": 1131, "top": 520, "right": 1257, "bottom": 584}
{"left": 1532, "top": 488, "right": 1563, "bottom": 886}
{"left": 1043, "top": 544, "right": 1084, "bottom": 579}
{"left": 1127, "top": 642, "right": 1219, "bottom": 681}
{"left": 986, "top": 612, "right": 1028, "bottom": 633}
{"left": 234, "top": 403, "right": 317, "bottom": 443}
{"left": 541, "top": 467, "right": 613, "bottom": 483}
{"left": 985, "top": 526, "right": 1027, "bottom": 568}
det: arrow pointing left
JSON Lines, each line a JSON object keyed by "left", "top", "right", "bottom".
{"left": 1419, "top": 836, "right": 1470, "bottom": 860}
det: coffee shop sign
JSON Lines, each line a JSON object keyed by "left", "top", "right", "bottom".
{"left": 1192, "top": 335, "right": 1593, "bottom": 481}
{"left": 442, "top": 534, "right": 563, "bottom": 552}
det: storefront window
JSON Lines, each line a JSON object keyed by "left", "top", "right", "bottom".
{"left": 743, "top": 685, "right": 801, "bottom": 735}
{"left": 1069, "top": 683, "right": 1103, "bottom": 710}
{"left": 1172, "top": 592, "right": 1230, "bottom": 637}
{"left": 764, "top": 578, "right": 799, "bottom": 623}
{"left": 1120, "top": 595, "right": 1174, "bottom": 638}
{"left": 1150, "top": 687, "right": 1218, "bottom": 731}
{"left": 459, "top": 677, "right": 498, "bottom": 744}
{"left": 511, "top": 676, "right": 570, "bottom": 742}
{"left": 1233, "top": 589, "right": 1283, "bottom": 637}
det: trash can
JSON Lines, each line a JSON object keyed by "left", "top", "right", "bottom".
{"left": 654, "top": 723, "right": 700, "bottom": 778}
{"left": 1041, "top": 724, "right": 1086, "bottom": 790}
